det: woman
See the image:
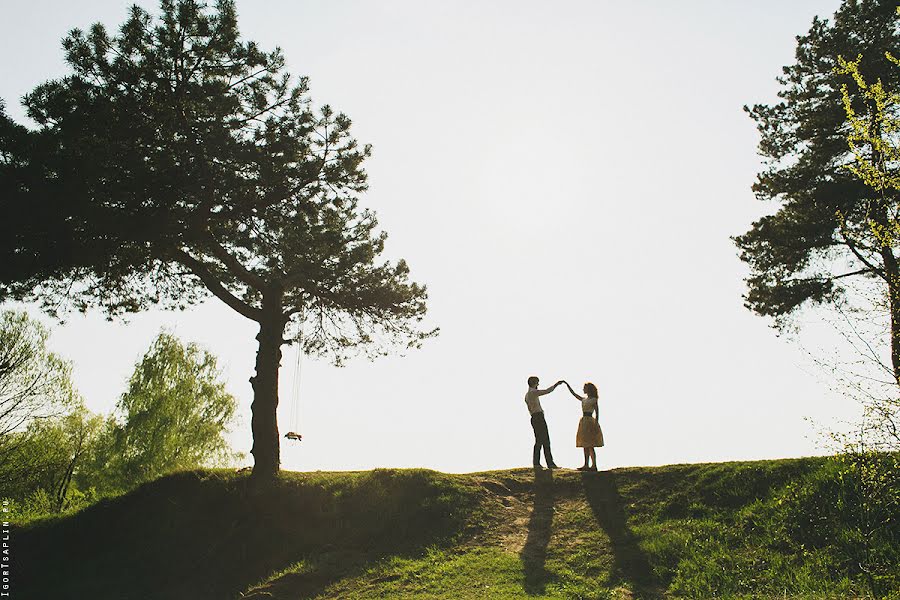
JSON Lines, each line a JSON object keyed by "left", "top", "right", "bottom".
{"left": 564, "top": 381, "right": 604, "bottom": 471}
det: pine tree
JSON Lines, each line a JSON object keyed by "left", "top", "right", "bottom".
{"left": 736, "top": 0, "right": 900, "bottom": 383}
{"left": 0, "top": 1, "right": 436, "bottom": 477}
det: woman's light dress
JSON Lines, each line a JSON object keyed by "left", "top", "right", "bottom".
{"left": 576, "top": 395, "right": 604, "bottom": 448}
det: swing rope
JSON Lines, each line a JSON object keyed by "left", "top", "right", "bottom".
{"left": 285, "top": 325, "right": 304, "bottom": 442}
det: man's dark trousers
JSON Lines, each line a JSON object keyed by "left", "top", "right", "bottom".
{"left": 530, "top": 411, "right": 554, "bottom": 466}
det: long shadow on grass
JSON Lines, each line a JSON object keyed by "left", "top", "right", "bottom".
{"left": 519, "top": 468, "right": 556, "bottom": 595}
{"left": 582, "top": 471, "right": 662, "bottom": 599}
{"left": 16, "top": 469, "right": 473, "bottom": 600}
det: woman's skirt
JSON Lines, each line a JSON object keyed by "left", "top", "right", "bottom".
{"left": 576, "top": 416, "right": 604, "bottom": 448}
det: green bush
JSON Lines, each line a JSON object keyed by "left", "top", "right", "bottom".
{"left": 762, "top": 453, "right": 899, "bottom": 597}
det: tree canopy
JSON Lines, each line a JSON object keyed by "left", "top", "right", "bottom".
{"left": 0, "top": 331, "right": 241, "bottom": 515}
{"left": 0, "top": 310, "right": 78, "bottom": 440}
{"left": 98, "top": 332, "right": 239, "bottom": 489}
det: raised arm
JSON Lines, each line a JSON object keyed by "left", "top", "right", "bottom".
{"left": 564, "top": 381, "right": 585, "bottom": 401}
{"left": 536, "top": 380, "right": 564, "bottom": 396}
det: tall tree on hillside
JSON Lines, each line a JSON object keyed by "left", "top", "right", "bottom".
{"left": 0, "top": 1, "right": 435, "bottom": 477}
{"left": 735, "top": 1, "right": 900, "bottom": 384}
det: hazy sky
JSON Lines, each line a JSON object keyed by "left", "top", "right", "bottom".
{"left": 2, "top": 0, "right": 859, "bottom": 473}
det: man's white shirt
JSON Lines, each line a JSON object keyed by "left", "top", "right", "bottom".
{"left": 525, "top": 386, "right": 554, "bottom": 415}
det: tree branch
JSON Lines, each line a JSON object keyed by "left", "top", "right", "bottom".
{"left": 173, "top": 249, "right": 262, "bottom": 321}
{"left": 204, "top": 233, "right": 268, "bottom": 290}
{"left": 237, "top": 96, "right": 292, "bottom": 125}
{"left": 227, "top": 66, "right": 272, "bottom": 90}
{"left": 838, "top": 227, "right": 886, "bottom": 279}
{"left": 829, "top": 268, "right": 879, "bottom": 281}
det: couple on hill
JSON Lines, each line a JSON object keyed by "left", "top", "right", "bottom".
{"left": 525, "top": 376, "right": 604, "bottom": 471}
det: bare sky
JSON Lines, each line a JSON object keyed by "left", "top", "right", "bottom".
{"left": 2, "top": 0, "right": 858, "bottom": 473}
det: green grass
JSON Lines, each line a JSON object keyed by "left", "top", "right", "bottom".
{"left": 15, "top": 456, "right": 900, "bottom": 599}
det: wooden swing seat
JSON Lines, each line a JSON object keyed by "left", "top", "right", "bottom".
{"left": 284, "top": 431, "right": 303, "bottom": 441}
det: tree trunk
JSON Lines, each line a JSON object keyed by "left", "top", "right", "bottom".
{"left": 250, "top": 289, "right": 286, "bottom": 479}
{"left": 881, "top": 246, "right": 900, "bottom": 386}
{"left": 55, "top": 454, "right": 77, "bottom": 513}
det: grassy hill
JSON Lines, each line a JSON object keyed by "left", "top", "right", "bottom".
{"left": 15, "top": 456, "right": 899, "bottom": 599}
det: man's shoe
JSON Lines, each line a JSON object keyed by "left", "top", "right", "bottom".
{"left": 576, "top": 465, "right": 589, "bottom": 471}
{"left": 588, "top": 465, "right": 598, "bottom": 472}
{"left": 547, "top": 463, "right": 560, "bottom": 469}
{"left": 533, "top": 464, "right": 544, "bottom": 470}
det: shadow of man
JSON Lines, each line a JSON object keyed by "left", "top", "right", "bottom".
{"left": 519, "top": 468, "right": 556, "bottom": 595}
{"left": 582, "top": 471, "right": 662, "bottom": 599}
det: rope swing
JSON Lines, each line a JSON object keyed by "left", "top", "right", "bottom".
{"left": 284, "top": 324, "right": 304, "bottom": 442}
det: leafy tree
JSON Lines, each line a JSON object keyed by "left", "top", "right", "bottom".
{"left": 1, "top": 332, "right": 237, "bottom": 515}
{"left": 735, "top": 1, "right": 900, "bottom": 383}
{"left": 0, "top": 405, "right": 104, "bottom": 514}
{"left": 51, "top": 406, "right": 105, "bottom": 512}
{"left": 0, "top": 310, "right": 102, "bottom": 514}
{"left": 0, "top": 1, "right": 435, "bottom": 477}
{"left": 0, "top": 418, "right": 69, "bottom": 502}
{"left": 831, "top": 49, "right": 900, "bottom": 447}
{"left": 838, "top": 52, "right": 900, "bottom": 201}
{"left": 0, "top": 310, "right": 78, "bottom": 460}
{"left": 743, "top": 15, "right": 900, "bottom": 590}
{"left": 96, "top": 332, "right": 239, "bottom": 489}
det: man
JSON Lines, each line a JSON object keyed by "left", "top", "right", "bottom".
{"left": 525, "top": 376, "right": 563, "bottom": 469}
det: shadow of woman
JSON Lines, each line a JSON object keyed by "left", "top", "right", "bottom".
{"left": 519, "top": 468, "right": 556, "bottom": 595}
{"left": 582, "top": 471, "right": 662, "bottom": 599}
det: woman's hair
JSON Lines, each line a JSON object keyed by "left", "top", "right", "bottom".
{"left": 584, "top": 382, "right": 598, "bottom": 398}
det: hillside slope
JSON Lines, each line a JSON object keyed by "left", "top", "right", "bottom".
{"left": 15, "top": 457, "right": 894, "bottom": 599}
